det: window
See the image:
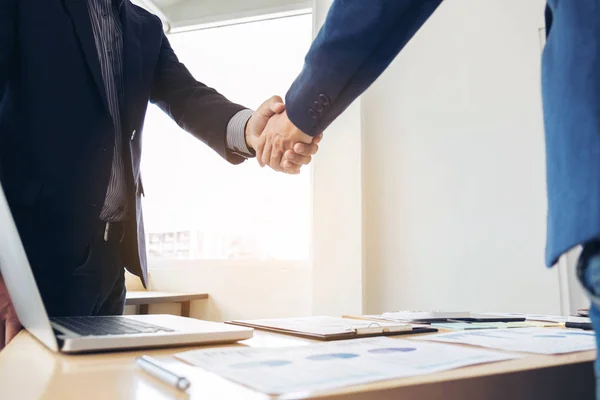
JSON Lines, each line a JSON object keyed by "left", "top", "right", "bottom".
{"left": 141, "top": 13, "right": 313, "bottom": 262}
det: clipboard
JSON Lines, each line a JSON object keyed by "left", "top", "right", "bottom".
{"left": 225, "top": 316, "right": 438, "bottom": 341}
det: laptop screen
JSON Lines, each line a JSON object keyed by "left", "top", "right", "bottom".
{"left": 0, "top": 183, "right": 58, "bottom": 351}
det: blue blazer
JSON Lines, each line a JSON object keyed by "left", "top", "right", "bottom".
{"left": 286, "top": 0, "right": 598, "bottom": 267}
{"left": 0, "top": 0, "right": 246, "bottom": 298}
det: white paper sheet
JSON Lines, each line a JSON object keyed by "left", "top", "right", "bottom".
{"left": 176, "top": 337, "right": 519, "bottom": 396}
{"left": 417, "top": 328, "right": 596, "bottom": 354}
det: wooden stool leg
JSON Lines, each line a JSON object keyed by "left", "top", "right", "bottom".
{"left": 181, "top": 301, "right": 191, "bottom": 318}
{"left": 139, "top": 304, "right": 149, "bottom": 315}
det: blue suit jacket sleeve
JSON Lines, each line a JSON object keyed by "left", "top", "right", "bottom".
{"left": 285, "top": 0, "right": 443, "bottom": 136}
{"left": 150, "top": 33, "right": 247, "bottom": 164}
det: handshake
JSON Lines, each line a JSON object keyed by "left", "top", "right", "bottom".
{"left": 245, "top": 96, "right": 322, "bottom": 174}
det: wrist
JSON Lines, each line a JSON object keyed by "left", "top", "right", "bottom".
{"left": 244, "top": 117, "right": 254, "bottom": 150}
{"left": 244, "top": 114, "right": 258, "bottom": 154}
{"left": 244, "top": 114, "right": 257, "bottom": 156}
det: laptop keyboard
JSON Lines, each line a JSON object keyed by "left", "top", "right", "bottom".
{"left": 51, "top": 316, "right": 176, "bottom": 336}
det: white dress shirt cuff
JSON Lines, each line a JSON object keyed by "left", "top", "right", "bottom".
{"left": 226, "top": 109, "right": 254, "bottom": 157}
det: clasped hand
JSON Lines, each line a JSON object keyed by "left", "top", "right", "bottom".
{"left": 246, "top": 96, "right": 321, "bottom": 174}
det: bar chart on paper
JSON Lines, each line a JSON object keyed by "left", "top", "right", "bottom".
{"left": 176, "top": 337, "right": 520, "bottom": 396}
{"left": 418, "top": 328, "right": 596, "bottom": 354}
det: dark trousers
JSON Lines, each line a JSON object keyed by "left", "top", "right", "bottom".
{"left": 48, "top": 220, "right": 127, "bottom": 317}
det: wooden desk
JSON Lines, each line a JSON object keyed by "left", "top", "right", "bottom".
{"left": 125, "top": 292, "right": 208, "bottom": 317}
{"left": 0, "top": 330, "right": 595, "bottom": 400}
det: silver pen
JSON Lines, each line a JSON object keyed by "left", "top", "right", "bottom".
{"left": 136, "top": 355, "right": 191, "bottom": 391}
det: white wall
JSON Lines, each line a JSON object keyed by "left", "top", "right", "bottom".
{"left": 126, "top": 263, "right": 311, "bottom": 321}
{"left": 362, "top": 0, "right": 562, "bottom": 314}
{"left": 310, "top": 0, "right": 365, "bottom": 316}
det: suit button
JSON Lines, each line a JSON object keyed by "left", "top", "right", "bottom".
{"left": 318, "top": 94, "right": 330, "bottom": 108}
{"left": 308, "top": 109, "right": 318, "bottom": 120}
{"left": 314, "top": 101, "right": 324, "bottom": 113}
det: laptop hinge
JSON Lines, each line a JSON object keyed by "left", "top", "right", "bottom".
{"left": 51, "top": 321, "right": 81, "bottom": 340}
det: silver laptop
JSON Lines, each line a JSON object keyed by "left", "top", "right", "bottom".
{"left": 0, "top": 184, "right": 253, "bottom": 353}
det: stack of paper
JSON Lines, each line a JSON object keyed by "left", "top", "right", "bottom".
{"left": 417, "top": 328, "right": 596, "bottom": 354}
{"left": 176, "top": 337, "right": 520, "bottom": 396}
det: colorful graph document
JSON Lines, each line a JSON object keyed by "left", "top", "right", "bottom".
{"left": 176, "top": 337, "right": 519, "bottom": 396}
{"left": 417, "top": 328, "right": 596, "bottom": 354}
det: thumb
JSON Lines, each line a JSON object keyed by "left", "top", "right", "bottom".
{"left": 313, "top": 133, "right": 324, "bottom": 145}
{"left": 270, "top": 101, "right": 285, "bottom": 115}
{"left": 257, "top": 95, "right": 284, "bottom": 118}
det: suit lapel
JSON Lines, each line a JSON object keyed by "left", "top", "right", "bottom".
{"left": 62, "top": 0, "right": 109, "bottom": 111}
{"left": 121, "top": 1, "right": 143, "bottom": 135}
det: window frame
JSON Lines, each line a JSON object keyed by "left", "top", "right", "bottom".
{"left": 144, "top": 7, "right": 316, "bottom": 271}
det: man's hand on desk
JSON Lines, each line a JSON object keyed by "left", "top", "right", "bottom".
{"left": 0, "top": 275, "right": 20, "bottom": 349}
{"left": 245, "top": 96, "right": 322, "bottom": 174}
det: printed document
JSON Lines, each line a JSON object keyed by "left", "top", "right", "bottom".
{"left": 417, "top": 328, "right": 596, "bottom": 354}
{"left": 176, "top": 337, "right": 519, "bottom": 396}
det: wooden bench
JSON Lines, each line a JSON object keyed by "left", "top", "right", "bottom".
{"left": 125, "top": 291, "right": 208, "bottom": 317}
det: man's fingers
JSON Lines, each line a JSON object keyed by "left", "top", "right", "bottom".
{"left": 261, "top": 137, "right": 273, "bottom": 168}
{"left": 270, "top": 149, "right": 284, "bottom": 172}
{"left": 282, "top": 160, "right": 301, "bottom": 175}
{"left": 314, "top": 134, "right": 324, "bottom": 144}
{"left": 294, "top": 142, "right": 319, "bottom": 156}
{"left": 5, "top": 318, "right": 21, "bottom": 345}
{"left": 284, "top": 150, "right": 311, "bottom": 166}
{"left": 255, "top": 135, "right": 267, "bottom": 167}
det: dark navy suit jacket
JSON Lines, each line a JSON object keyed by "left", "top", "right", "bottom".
{"left": 0, "top": 0, "right": 247, "bottom": 299}
{"left": 285, "top": 0, "right": 597, "bottom": 267}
